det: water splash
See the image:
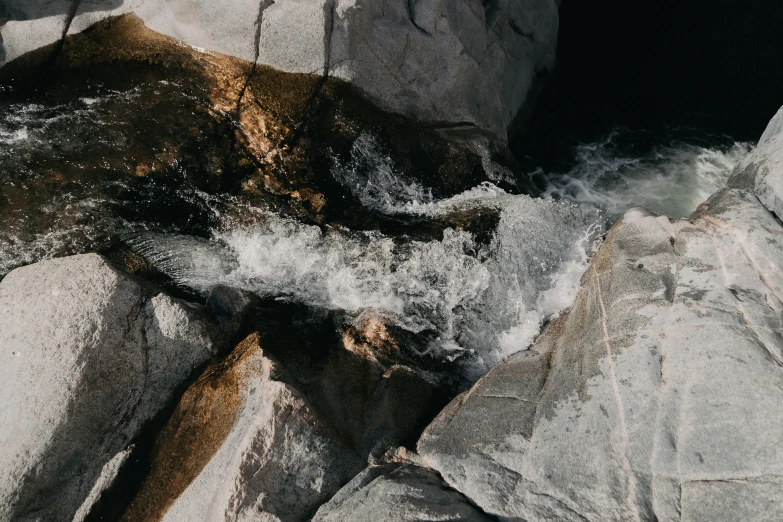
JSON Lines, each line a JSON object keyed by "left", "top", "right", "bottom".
{"left": 127, "top": 190, "right": 595, "bottom": 368}
{"left": 542, "top": 129, "right": 753, "bottom": 219}
{"left": 331, "top": 133, "right": 435, "bottom": 213}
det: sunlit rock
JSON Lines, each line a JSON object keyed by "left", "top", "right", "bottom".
{"left": 313, "top": 463, "right": 492, "bottom": 522}
{"left": 418, "top": 189, "right": 783, "bottom": 521}
{"left": 0, "top": 253, "right": 222, "bottom": 521}
{"left": 121, "top": 332, "right": 365, "bottom": 521}
{"left": 0, "top": 14, "right": 527, "bottom": 278}
{"left": 0, "top": 0, "right": 558, "bottom": 140}
{"left": 729, "top": 104, "right": 783, "bottom": 218}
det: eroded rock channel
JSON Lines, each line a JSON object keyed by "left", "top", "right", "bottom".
{"left": 1, "top": 4, "right": 781, "bottom": 522}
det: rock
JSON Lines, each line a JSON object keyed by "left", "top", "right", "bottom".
{"left": 0, "top": 253, "right": 222, "bottom": 521}
{"left": 729, "top": 104, "right": 783, "bottom": 218}
{"left": 0, "top": 15, "right": 528, "bottom": 278}
{"left": 0, "top": 0, "right": 558, "bottom": 140}
{"left": 312, "top": 463, "right": 493, "bottom": 522}
{"left": 418, "top": 188, "right": 783, "bottom": 521}
{"left": 120, "top": 332, "right": 365, "bottom": 522}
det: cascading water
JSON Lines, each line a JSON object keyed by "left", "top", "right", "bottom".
{"left": 541, "top": 127, "right": 753, "bottom": 220}
{"left": 0, "top": 83, "right": 753, "bottom": 374}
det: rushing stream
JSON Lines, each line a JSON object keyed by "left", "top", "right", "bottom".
{"left": 0, "top": 80, "right": 752, "bottom": 371}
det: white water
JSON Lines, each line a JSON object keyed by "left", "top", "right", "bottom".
{"left": 543, "top": 130, "right": 753, "bottom": 219}
{"left": 0, "top": 97, "right": 753, "bottom": 371}
{"left": 129, "top": 190, "right": 596, "bottom": 369}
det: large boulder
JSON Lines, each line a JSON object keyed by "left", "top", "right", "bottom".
{"left": 729, "top": 104, "right": 783, "bottom": 217}
{"left": 313, "top": 463, "right": 492, "bottom": 522}
{"left": 0, "top": 0, "right": 558, "bottom": 140}
{"left": 418, "top": 188, "right": 783, "bottom": 521}
{"left": 120, "top": 332, "right": 366, "bottom": 521}
{"left": 0, "top": 254, "right": 223, "bottom": 521}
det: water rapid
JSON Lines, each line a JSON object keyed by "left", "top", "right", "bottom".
{"left": 0, "top": 85, "right": 752, "bottom": 372}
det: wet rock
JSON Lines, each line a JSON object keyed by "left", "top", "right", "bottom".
{"left": 210, "top": 301, "right": 452, "bottom": 462}
{"left": 729, "top": 104, "right": 783, "bottom": 218}
{"left": 418, "top": 188, "right": 783, "bottom": 521}
{"left": 0, "top": 15, "right": 528, "bottom": 277}
{"left": 312, "top": 463, "right": 493, "bottom": 522}
{"left": 0, "top": 253, "right": 222, "bottom": 521}
{"left": 120, "top": 332, "right": 365, "bottom": 522}
{"left": 0, "top": 0, "right": 558, "bottom": 140}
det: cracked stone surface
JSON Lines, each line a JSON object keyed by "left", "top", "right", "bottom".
{"left": 417, "top": 188, "right": 783, "bottom": 521}
{"left": 0, "top": 0, "right": 558, "bottom": 140}
{"left": 312, "top": 463, "right": 493, "bottom": 521}
{"left": 0, "top": 253, "right": 222, "bottom": 521}
{"left": 121, "top": 333, "right": 365, "bottom": 522}
{"left": 729, "top": 104, "right": 783, "bottom": 218}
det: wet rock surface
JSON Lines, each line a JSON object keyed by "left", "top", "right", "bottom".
{"left": 0, "top": 14, "right": 526, "bottom": 278}
{"left": 0, "top": 254, "right": 223, "bottom": 521}
{"left": 417, "top": 188, "right": 783, "bottom": 521}
{"left": 120, "top": 333, "right": 365, "bottom": 522}
{"left": 0, "top": 0, "right": 558, "bottom": 140}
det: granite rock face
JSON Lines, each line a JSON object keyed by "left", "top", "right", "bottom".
{"left": 0, "top": 254, "right": 222, "bottom": 521}
{"left": 418, "top": 188, "right": 783, "bottom": 521}
{"left": 122, "top": 333, "right": 366, "bottom": 522}
{"left": 0, "top": 0, "right": 558, "bottom": 140}
{"left": 729, "top": 104, "right": 783, "bottom": 218}
{"left": 313, "top": 463, "right": 492, "bottom": 522}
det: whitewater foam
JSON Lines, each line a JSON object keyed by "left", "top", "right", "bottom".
{"left": 543, "top": 129, "right": 753, "bottom": 219}
{"left": 128, "top": 190, "right": 595, "bottom": 368}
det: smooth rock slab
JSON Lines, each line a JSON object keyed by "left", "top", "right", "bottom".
{"left": 312, "top": 463, "right": 492, "bottom": 522}
{"left": 122, "top": 333, "right": 365, "bottom": 522}
{"left": 729, "top": 104, "right": 783, "bottom": 218}
{"left": 0, "top": 254, "right": 221, "bottom": 521}
{"left": 418, "top": 189, "right": 783, "bottom": 521}
{"left": 0, "top": 0, "right": 558, "bottom": 140}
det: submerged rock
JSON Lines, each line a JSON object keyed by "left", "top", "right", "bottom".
{"left": 313, "top": 463, "right": 492, "bottom": 522}
{"left": 0, "top": 0, "right": 558, "bottom": 140}
{"left": 0, "top": 254, "right": 222, "bottom": 521}
{"left": 418, "top": 188, "right": 783, "bottom": 521}
{"left": 729, "top": 104, "right": 783, "bottom": 218}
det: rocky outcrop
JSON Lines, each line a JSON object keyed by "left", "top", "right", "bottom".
{"left": 121, "top": 333, "right": 365, "bottom": 521}
{"left": 0, "top": 254, "right": 223, "bottom": 521}
{"left": 729, "top": 104, "right": 783, "bottom": 218}
{"left": 313, "top": 463, "right": 492, "bottom": 522}
{"left": 0, "top": 0, "right": 558, "bottom": 140}
{"left": 417, "top": 188, "right": 783, "bottom": 521}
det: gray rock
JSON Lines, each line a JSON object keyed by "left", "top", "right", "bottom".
{"left": 0, "top": 254, "right": 222, "bottom": 521}
{"left": 0, "top": 0, "right": 558, "bottom": 140}
{"left": 729, "top": 104, "right": 783, "bottom": 218}
{"left": 312, "top": 463, "right": 492, "bottom": 522}
{"left": 122, "top": 333, "right": 365, "bottom": 522}
{"left": 418, "top": 189, "right": 783, "bottom": 521}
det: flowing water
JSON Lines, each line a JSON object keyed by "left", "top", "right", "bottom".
{"left": 0, "top": 81, "right": 753, "bottom": 373}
